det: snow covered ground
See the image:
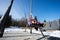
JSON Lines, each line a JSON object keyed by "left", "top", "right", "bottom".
{"left": 4, "top": 27, "right": 60, "bottom": 38}
{"left": 2, "top": 27, "right": 44, "bottom": 40}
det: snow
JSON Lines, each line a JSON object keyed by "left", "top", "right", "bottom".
{"left": 5, "top": 28, "right": 41, "bottom": 34}
{"left": 5, "top": 28, "right": 25, "bottom": 32}
{"left": 4, "top": 27, "right": 60, "bottom": 38}
{"left": 49, "top": 30, "right": 60, "bottom": 38}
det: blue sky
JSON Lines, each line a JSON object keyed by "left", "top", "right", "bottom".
{"left": 0, "top": 0, "right": 60, "bottom": 22}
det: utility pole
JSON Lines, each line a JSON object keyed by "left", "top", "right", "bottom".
{"left": 0, "top": 0, "right": 14, "bottom": 37}
{"left": 30, "top": 0, "right": 32, "bottom": 34}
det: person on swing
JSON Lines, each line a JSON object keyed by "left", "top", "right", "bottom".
{"left": 31, "top": 16, "right": 46, "bottom": 31}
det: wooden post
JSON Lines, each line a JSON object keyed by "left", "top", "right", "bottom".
{"left": 30, "top": 26, "right": 32, "bottom": 34}
{"left": 59, "top": 19, "right": 60, "bottom": 30}
{"left": 25, "top": 25, "right": 27, "bottom": 32}
{"left": 0, "top": 0, "right": 14, "bottom": 37}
